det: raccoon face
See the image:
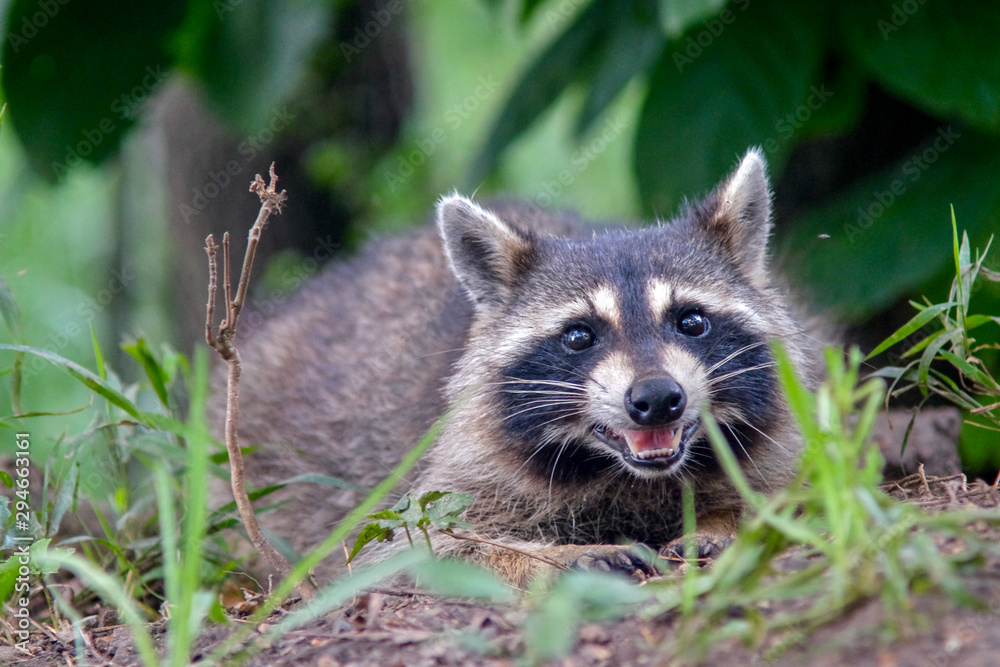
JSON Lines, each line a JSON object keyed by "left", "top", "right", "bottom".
{"left": 439, "top": 149, "right": 787, "bottom": 482}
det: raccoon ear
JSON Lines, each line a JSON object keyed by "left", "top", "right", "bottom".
{"left": 699, "top": 148, "right": 773, "bottom": 283}
{"left": 437, "top": 194, "right": 538, "bottom": 307}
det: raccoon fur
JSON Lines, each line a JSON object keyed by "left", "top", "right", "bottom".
{"left": 209, "top": 148, "right": 820, "bottom": 586}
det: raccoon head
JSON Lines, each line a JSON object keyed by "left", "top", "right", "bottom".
{"left": 438, "top": 148, "right": 794, "bottom": 482}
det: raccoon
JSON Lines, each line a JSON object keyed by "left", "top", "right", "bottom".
{"left": 211, "top": 148, "right": 819, "bottom": 586}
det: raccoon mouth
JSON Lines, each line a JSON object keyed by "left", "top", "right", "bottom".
{"left": 592, "top": 421, "right": 698, "bottom": 468}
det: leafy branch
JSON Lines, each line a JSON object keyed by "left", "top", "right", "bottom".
{"left": 348, "top": 491, "right": 473, "bottom": 563}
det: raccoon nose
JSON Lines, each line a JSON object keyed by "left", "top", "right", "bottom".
{"left": 625, "top": 377, "right": 687, "bottom": 426}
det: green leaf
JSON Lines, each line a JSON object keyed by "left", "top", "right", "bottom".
{"left": 0, "top": 344, "right": 150, "bottom": 425}
{"left": 865, "top": 301, "right": 957, "bottom": 359}
{"left": 0, "top": 471, "right": 11, "bottom": 489}
{"left": 636, "top": 2, "right": 826, "bottom": 214}
{"left": 658, "top": 0, "right": 728, "bottom": 39}
{"left": 424, "top": 492, "right": 474, "bottom": 531}
{"left": 576, "top": 1, "right": 664, "bottom": 137}
{"left": 121, "top": 338, "right": 170, "bottom": 408}
{"left": 917, "top": 328, "right": 961, "bottom": 392}
{"left": 1, "top": 1, "right": 185, "bottom": 178}
{"left": 347, "top": 522, "right": 395, "bottom": 563}
{"left": 841, "top": 1, "right": 1000, "bottom": 133}
{"left": 179, "top": 0, "right": 331, "bottom": 133}
{"left": 779, "top": 131, "right": 1000, "bottom": 320}
{"left": 46, "top": 462, "right": 79, "bottom": 538}
{"left": 468, "top": 0, "right": 614, "bottom": 184}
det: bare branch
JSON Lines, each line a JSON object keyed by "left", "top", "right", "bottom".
{"left": 205, "top": 234, "right": 218, "bottom": 348}
{"left": 204, "top": 163, "right": 314, "bottom": 601}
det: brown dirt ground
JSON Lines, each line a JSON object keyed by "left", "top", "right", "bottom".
{"left": 4, "top": 470, "right": 1000, "bottom": 667}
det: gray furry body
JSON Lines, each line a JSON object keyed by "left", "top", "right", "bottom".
{"left": 211, "top": 150, "right": 819, "bottom": 585}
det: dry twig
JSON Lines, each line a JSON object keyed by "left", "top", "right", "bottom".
{"left": 205, "top": 163, "right": 315, "bottom": 601}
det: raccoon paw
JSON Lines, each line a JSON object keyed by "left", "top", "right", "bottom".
{"left": 660, "top": 533, "right": 734, "bottom": 565}
{"left": 564, "top": 546, "right": 657, "bottom": 581}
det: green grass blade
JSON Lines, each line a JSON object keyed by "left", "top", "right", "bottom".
{"left": 0, "top": 276, "right": 24, "bottom": 342}
{"left": 122, "top": 338, "right": 170, "bottom": 408}
{"left": 938, "top": 350, "right": 997, "bottom": 389}
{"left": 962, "top": 314, "right": 1000, "bottom": 331}
{"left": 917, "top": 328, "right": 961, "bottom": 390}
{"left": 90, "top": 323, "right": 106, "bottom": 380}
{"left": 154, "top": 467, "right": 180, "bottom": 663}
{"left": 176, "top": 348, "right": 212, "bottom": 666}
{"left": 951, "top": 204, "right": 961, "bottom": 295}
{"left": 33, "top": 549, "right": 158, "bottom": 666}
{"left": 207, "top": 403, "right": 452, "bottom": 664}
{"left": 0, "top": 344, "right": 150, "bottom": 425}
{"left": 865, "top": 302, "right": 957, "bottom": 359}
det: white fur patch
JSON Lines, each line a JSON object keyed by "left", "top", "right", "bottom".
{"left": 659, "top": 346, "right": 707, "bottom": 411}
{"left": 671, "top": 284, "right": 759, "bottom": 327}
{"left": 589, "top": 285, "right": 621, "bottom": 328}
{"left": 589, "top": 351, "right": 633, "bottom": 411}
{"left": 646, "top": 279, "right": 672, "bottom": 320}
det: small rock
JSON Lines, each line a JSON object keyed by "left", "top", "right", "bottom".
{"left": 578, "top": 623, "right": 609, "bottom": 644}
{"left": 872, "top": 407, "right": 963, "bottom": 480}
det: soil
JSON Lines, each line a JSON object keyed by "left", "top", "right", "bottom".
{"left": 5, "top": 413, "right": 1000, "bottom": 667}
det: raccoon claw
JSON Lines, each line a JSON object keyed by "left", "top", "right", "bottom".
{"left": 568, "top": 547, "right": 656, "bottom": 581}
{"left": 661, "top": 533, "right": 734, "bottom": 565}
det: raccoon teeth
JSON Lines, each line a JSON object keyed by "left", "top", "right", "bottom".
{"left": 623, "top": 427, "right": 683, "bottom": 460}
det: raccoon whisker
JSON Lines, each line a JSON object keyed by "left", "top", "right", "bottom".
{"left": 414, "top": 346, "right": 470, "bottom": 359}
{"left": 500, "top": 402, "right": 584, "bottom": 423}
{"left": 723, "top": 423, "right": 770, "bottom": 490}
{"left": 548, "top": 436, "right": 575, "bottom": 497}
{"left": 706, "top": 362, "right": 778, "bottom": 386}
{"left": 514, "top": 420, "right": 587, "bottom": 477}
{"left": 492, "top": 378, "right": 587, "bottom": 392}
{"left": 704, "top": 341, "right": 770, "bottom": 375}
{"left": 496, "top": 388, "right": 586, "bottom": 397}
{"left": 531, "top": 411, "right": 588, "bottom": 432}
{"left": 507, "top": 360, "right": 608, "bottom": 390}
{"left": 507, "top": 397, "right": 583, "bottom": 409}
{"left": 726, "top": 412, "right": 790, "bottom": 454}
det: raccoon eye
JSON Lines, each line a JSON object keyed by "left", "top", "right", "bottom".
{"left": 561, "top": 325, "right": 596, "bottom": 352}
{"left": 677, "top": 310, "right": 709, "bottom": 337}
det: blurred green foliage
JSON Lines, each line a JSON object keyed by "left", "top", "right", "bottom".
{"left": 0, "top": 0, "right": 997, "bottom": 472}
